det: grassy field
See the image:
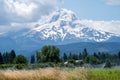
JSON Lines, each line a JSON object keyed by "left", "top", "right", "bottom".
{"left": 0, "top": 68, "right": 87, "bottom": 80}
{"left": 88, "top": 69, "right": 120, "bottom": 80}
{"left": 0, "top": 68, "right": 120, "bottom": 80}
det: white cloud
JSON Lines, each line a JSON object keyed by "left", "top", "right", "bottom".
{"left": 0, "top": 0, "right": 119, "bottom": 35}
{"left": 1, "top": 19, "right": 120, "bottom": 35}
{"left": 0, "top": 22, "right": 36, "bottom": 33}
{"left": 105, "top": 0, "right": 120, "bottom": 5}
{"left": 0, "top": 0, "right": 63, "bottom": 33}
{"left": 4, "top": 0, "right": 37, "bottom": 17}
{"left": 79, "top": 20, "right": 120, "bottom": 35}
{"left": 0, "top": 0, "right": 62, "bottom": 24}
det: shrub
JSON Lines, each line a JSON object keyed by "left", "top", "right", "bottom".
{"left": 104, "top": 59, "right": 112, "bottom": 68}
{"left": 14, "top": 55, "right": 28, "bottom": 64}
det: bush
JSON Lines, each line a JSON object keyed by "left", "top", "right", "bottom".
{"left": 65, "top": 63, "right": 75, "bottom": 68}
{"left": 15, "top": 64, "right": 27, "bottom": 69}
{"left": 0, "top": 64, "right": 14, "bottom": 69}
{"left": 74, "top": 60, "right": 84, "bottom": 66}
{"left": 104, "top": 59, "right": 112, "bottom": 68}
{"left": 14, "top": 55, "right": 28, "bottom": 64}
{"left": 68, "top": 60, "right": 75, "bottom": 64}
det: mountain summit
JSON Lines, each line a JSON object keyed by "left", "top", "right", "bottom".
{"left": 0, "top": 8, "right": 120, "bottom": 54}
{"left": 18, "top": 8, "right": 118, "bottom": 44}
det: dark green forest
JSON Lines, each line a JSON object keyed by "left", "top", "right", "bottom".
{"left": 0, "top": 45, "right": 120, "bottom": 69}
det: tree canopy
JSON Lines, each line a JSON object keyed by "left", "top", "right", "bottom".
{"left": 14, "top": 55, "right": 28, "bottom": 64}
{"left": 36, "top": 45, "right": 60, "bottom": 63}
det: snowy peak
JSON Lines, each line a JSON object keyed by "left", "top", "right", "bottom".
{"left": 2, "top": 8, "right": 118, "bottom": 45}
{"left": 0, "top": 8, "right": 120, "bottom": 55}
{"left": 20, "top": 8, "right": 117, "bottom": 43}
{"left": 37, "top": 8, "right": 78, "bottom": 26}
{"left": 55, "top": 8, "right": 77, "bottom": 21}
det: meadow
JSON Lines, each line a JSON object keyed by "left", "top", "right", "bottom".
{"left": 0, "top": 68, "right": 120, "bottom": 80}
{"left": 88, "top": 69, "right": 120, "bottom": 80}
{"left": 0, "top": 68, "right": 87, "bottom": 80}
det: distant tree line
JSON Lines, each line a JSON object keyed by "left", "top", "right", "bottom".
{"left": 36, "top": 46, "right": 120, "bottom": 68}
{"left": 62, "top": 48, "right": 120, "bottom": 68}
{"left": 0, "top": 46, "right": 120, "bottom": 69}
{"left": 0, "top": 50, "right": 16, "bottom": 64}
{"left": 0, "top": 50, "right": 27, "bottom": 65}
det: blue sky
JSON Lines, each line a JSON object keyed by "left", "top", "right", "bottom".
{"left": 62, "top": 0, "right": 120, "bottom": 20}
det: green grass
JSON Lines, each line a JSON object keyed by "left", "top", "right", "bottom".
{"left": 88, "top": 69, "right": 120, "bottom": 80}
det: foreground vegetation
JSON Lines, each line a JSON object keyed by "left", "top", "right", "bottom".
{"left": 88, "top": 69, "right": 120, "bottom": 80}
{"left": 0, "top": 68, "right": 120, "bottom": 80}
{"left": 0, "top": 68, "right": 87, "bottom": 80}
{"left": 0, "top": 45, "right": 120, "bottom": 69}
{"left": 0, "top": 45, "right": 120, "bottom": 80}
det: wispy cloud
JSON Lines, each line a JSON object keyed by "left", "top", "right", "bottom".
{"left": 80, "top": 20, "right": 120, "bottom": 35}
{"left": 105, "top": 0, "right": 120, "bottom": 5}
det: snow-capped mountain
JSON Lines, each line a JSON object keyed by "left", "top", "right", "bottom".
{"left": 14, "top": 8, "right": 118, "bottom": 44}
{"left": 0, "top": 8, "right": 120, "bottom": 55}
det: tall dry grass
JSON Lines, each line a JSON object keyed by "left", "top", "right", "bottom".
{"left": 0, "top": 68, "right": 87, "bottom": 80}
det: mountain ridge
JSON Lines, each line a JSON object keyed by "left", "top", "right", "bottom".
{"left": 0, "top": 8, "right": 120, "bottom": 55}
{"left": 13, "top": 8, "right": 119, "bottom": 44}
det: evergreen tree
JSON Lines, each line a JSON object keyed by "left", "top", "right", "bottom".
{"left": 36, "top": 51, "right": 41, "bottom": 63}
{"left": 9, "top": 50, "right": 16, "bottom": 63}
{"left": 98, "top": 52, "right": 101, "bottom": 60}
{"left": 104, "top": 59, "right": 112, "bottom": 68}
{"left": 112, "top": 54, "right": 118, "bottom": 63}
{"left": 82, "top": 48, "right": 88, "bottom": 59}
{"left": 105, "top": 53, "right": 112, "bottom": 60}
{"left": 0, "top": 52, "right": 3, "bottom": 64}
{"left": 63, "top": 53, "right": 68, "bottom": 62}
{"left": 93, "top": 52, "right": 99, "bottom": 59}
{"left": 118, "top": 51, "right": 120, "bottom": 60}
{"left": 36, "top": 51, "right": 39, "bottom": 62}
{"left": 101, "top": 52, "right": 106, "bottom": 62}
{"left": 11, "top": 50, "right": 16, "bottom": 58}
{"left": 68, "top": 52, "right": 72, "bottom": 60}
{"left": 78, "top": 52, "right": 82, "bottom": 60}
{"left": 84, "top": 56, "right": 90, "bottom": 63}
{"left": 72, "top": 54, "right": 78, "bottom": 60}
{"left": 30, "top": 55, "right": 35, "bottom": 64}
{"left": 3, "top": 52, "right": 9, "bottom": 64}
{"left": 2, "top": 53, "right": 6, "bottom": 64}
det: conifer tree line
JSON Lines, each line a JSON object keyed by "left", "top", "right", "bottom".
{"left": 0, "top": 50, "right": 27, "bottom": 64}
{"left": 0, "top": 46, "right": 120, "bottom": 68}
{"left": 62, "top": 48, "right": 120, "bottom": 65}
{"left": 0, "top": 50, "right": 16, "bottom": 64}
{"left": 36, "top": 46, "right": 120, "bottom": 67}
